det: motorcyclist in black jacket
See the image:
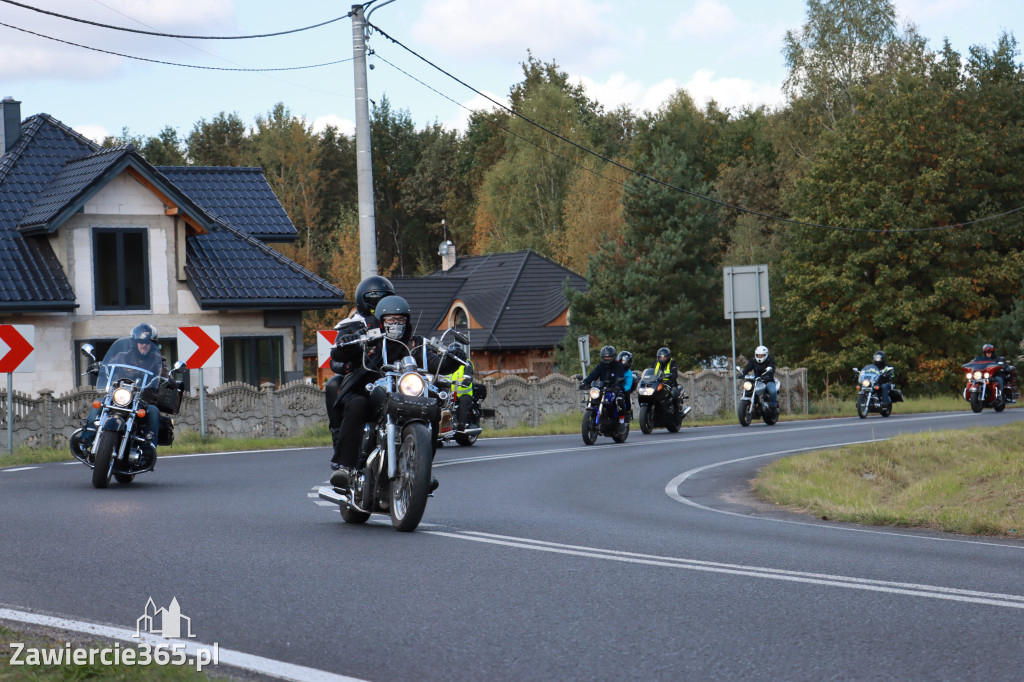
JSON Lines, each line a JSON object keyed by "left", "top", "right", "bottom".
{"left": 741, "top": 345, "right": 778, "bottom": 409}
{"left": 581, "top": 345, "right": 629, "bottom": 425}
{"left": 972, "top": 343, "right": 1007, "bottom": 395}
{"left": 870, "top": 350, "right": 895, "bottom": 407}
{"left": 327, "top": 294, "right": 459, "bottom": 490}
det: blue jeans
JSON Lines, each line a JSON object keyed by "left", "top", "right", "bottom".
{"left": 765, "top": 380, "right": 778, "bottom": 407}
{"left": 880, "top": 383, "right": 891, "bottom": 405}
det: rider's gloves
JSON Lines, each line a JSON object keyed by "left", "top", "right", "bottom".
{"left": 337, "top": 333, "right": 360, "bottom": 346}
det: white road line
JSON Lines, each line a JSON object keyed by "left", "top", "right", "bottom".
{"left": 423, "top": 530, "right": 1024, "bottom": 610}
{"left": 664, "top": 442, "right": 1024, "bottom": 550}
{"left": 0, "top": 607, "right": 363, "bottom": 682}
{"left": 1, "top": 466, "right": 38, "bottom": 472}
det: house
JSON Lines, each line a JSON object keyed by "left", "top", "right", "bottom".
{"left": 0, "top": 98, "right": 345, "bottom": 395}
{"left": 391, "top": 246, "right": 588, "bottom": 377}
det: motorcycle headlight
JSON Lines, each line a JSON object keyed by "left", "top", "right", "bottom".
{"left": 965, "top": 372, "right": 972, "bottom": 379}
{"left": 861, "top": 379, "right": 871, "bottom": 388}
{"left": 398, "top": 373, "right": 426, "bottom": 396}
{"left": 983, "top": 372, "right": 990, "bottom": 379}
{"left": 589, "top": 387, "right": 601, "bottom": 400}
{"left": 638, "top": 387, "right": 654, "bottom": 396}
{"left": 973, "top": 371, "right": 983, "bottom": 380}
{"left": 743, "top": 380, "right": 753, "bottom": 391}
{"left": 112, "top": 387, "right": 133, "bottom": 407}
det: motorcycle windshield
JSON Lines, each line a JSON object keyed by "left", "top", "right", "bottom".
{"left": 96, "top": 338, "right": 159, "bottom": 392}
{"left": 858, "top": 364, "right": 881, "bottom": 384}
{"left": 639, "top": 368, "right": 656, "bottom": 387}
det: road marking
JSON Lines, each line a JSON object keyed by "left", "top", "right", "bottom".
{"left": 0, "top": 607, "right": 363, "bottom": 682}
{"left": 665, "top": 442, "right": 1024, "bottom": 551}
{"left": 423, "top": 530, "right": 1024, "bottom": 610}
{"left": 1, "top": 466, "right": 38, "bottom": 472}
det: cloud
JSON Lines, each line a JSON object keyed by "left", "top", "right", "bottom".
{"left": 73, "top": 124, "right": 112, "bottom": 144}
{"left": 312, "top": 113, "right": 355, "bottom": 137}
{"left": 683, "top": 69, "right": 784, "bottom": 111}
{"left": 669, "top": 0, "right": 738, "bottom": 40}
{"left": 442, "top": 91, "right": 507, "bottom": 132}
{"left": 574, "top": 72, "right": 680, "bottom": 116}
{"left": 409, "top": 0, "right": 619, "bottom": 67}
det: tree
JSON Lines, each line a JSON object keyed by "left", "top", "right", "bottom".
{"left": 186, "top": 112, "right": 251, "bottom": 166}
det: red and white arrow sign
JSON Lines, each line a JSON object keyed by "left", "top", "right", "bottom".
{"left": 317, "top": 330, "right": 338, "bottom": 369}
{"left": 0, "top": 324, "right": 35, "bottom": 373}
{"left": 177, "top": 326, "right": 222, "bottom": 369}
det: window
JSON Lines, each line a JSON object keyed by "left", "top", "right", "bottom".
{"left": 93, "top": 228, "right": 150, "bottom": 310}
{"left": 451, "top": 305, "right": 469, "bottom": 329}
{"left": 223, "top": 336, "right": 283, "bottom": 387}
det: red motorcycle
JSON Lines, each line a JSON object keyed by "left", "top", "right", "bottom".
{"left": 961, "top": 358, "right": 1018, "bottom": 413}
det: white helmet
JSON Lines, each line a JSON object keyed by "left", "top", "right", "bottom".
{"left": 754, "top": 345, "right": 768, "bottom": 363}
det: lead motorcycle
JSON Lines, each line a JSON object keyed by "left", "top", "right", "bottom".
{"left": 852, "top": 364, "right": 903, "bottom": 418}
{"left": 319, "top": 329, "right": 467, "bottom": 531}
{"left": 637, "top": 368, "right": 691, "bottom": 433}
{"left": 961, "top": 357, "right": 1018, "bottom": 413}
{"left": 580, "top": 378, "right": 629, "bottom": 445}
{"left": 736, "top": 366, "right": 779, "bottom": 426}
{"left": 69, "top": 340, "right": 186, "bottom": 488}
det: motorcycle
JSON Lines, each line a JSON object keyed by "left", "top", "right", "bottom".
{"left": 852, "top": 364, "right": 903, "bottom": 418}
{"left": 319, "top": 328, "right": 466, "bottom": 532}
{"left": 580, "top": 378, "right": 629, "bottom": 445}
{"left": 636, "top": 368, "right": 691, "bottom": 434}
{"left": 69, "top": 340, "right": 185, "bottom": 488}
{"left": 432, "top": 330, "right": 485, "bottom": 448}
{"left": 961, "top": 358, "right": 1018, "bottom": 413}
{"left": 736, "top": 366, "right": 779, "bottom": 427}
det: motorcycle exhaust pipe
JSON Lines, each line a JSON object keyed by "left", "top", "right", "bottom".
{"left": 457, "top": 427, "right": 483, "bottom": 436}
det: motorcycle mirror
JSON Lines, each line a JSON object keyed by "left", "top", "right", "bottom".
{"left": 453, "top": 331, "right": 469, "bottom": 344}
{"left": 172, "top": 360, "right": 186, "bottom": 373}
{"left": 81, "top": 343, "right": 95, "bottom": 358}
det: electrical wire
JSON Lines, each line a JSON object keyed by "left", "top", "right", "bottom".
{"left": 0, "top": 0, "right": 352, "bottom": 39}
{"left": 0, "top": 21, "right": 353, "bottom": 72}
{"left": 367, "top": 20, "right": 1024, "bottom": 235}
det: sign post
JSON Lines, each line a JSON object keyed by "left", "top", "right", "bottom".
{"left": 723, "top": 266, "right": 770, "bottom": 410}
{"left": 577, "top": 334, "right": 590, "bottom": 379}
{"left": 0, "top": 324, "right": 35, "bottom": 454}
{"left": 177, "top": 326, "right": 222, "bottom": 439}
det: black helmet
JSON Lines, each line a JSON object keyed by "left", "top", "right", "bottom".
{"left": 375, "top": 295, "right": 410, "bottom": 340}
{"left": 448, "top": 341, "right": 467, "bottom": 361}
{"left": 617, "top": 350, "right": 633, "bottom": 368}
{"left": 130, "top": 323, "right": 158, "bottom": 354}
{"left": 354, "top": 275, "right": 395, "bottom": 317}
{"left": 982, "top": 343, "right": 995, "bottom": 355}
{"left": 657, "top": 347, "right": 671, "bottom": 364}
{"left": 599, "top": 345, "right": 616, "bottom": 364}
{"left": 873, "top": 350, "right": 886, "bottom": 366}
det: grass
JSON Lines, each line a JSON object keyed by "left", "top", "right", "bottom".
{"left": 753, "top": 420, "right": 1024, "bottom": 537}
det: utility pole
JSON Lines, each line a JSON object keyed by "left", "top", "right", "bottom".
{"left": 352, "top": 3, "right": 378, "bottom": 278}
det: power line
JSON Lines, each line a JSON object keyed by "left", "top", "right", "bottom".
{"left": 0, "top": 0, "right": 353, "bottom": 39}
{"left": 0, "top": 21, "right": 353, "bottom": 72}
{"left": 367, "top": 20, "right": 1024, "bottom": 235}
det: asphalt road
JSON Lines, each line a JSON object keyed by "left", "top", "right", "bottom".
{"left": 2, "top": 409, "right": 1023, "bottom": 681}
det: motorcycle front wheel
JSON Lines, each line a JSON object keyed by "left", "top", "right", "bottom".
{"left": 737, "top": 399, "right": 752, "bottom": 427}
{"left": 970, "top": 392, "right": 983, "bottom": 413}
{"left": 639, "top": 405, "right": 653, "bottom": 434}
{"left": 857, "top": 394, "right": 869, "bottom": 419}
{"left": 390, "top": 423, "right": 433, "bottom": 532}
{"left": 91, "top": 430, "right": 117, "bottom": 489}
{"left": 581, "top": 409, "right": 598, "bottom": 445}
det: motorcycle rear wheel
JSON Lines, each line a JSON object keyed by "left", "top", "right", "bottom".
{"left": 91, "top": 430, "right": 117, "bottom": 489}
{"left": 455, "top": 431, "right": 478, "bottom": 446}
{"left": 114, "top": 473, "right": 135, "bottom": 484}
{"left": 581, "top": 409, "right": 598, "bottom": 445}
{"left": 970, "top": 392, "right": 983, "bottom": 413}
{"left": 994, "top": 396, "right": 1006, "bottom": 413}
{"left": 737, "top": 400, "right": 752, "bottom": 427}
{"left": 639, "top": 405, "right": 653, "bottom": 434}
{"left": 612, "top": 420, "right": 629, "bottom": 443}
{"left": 879, "top": 402, "right": 892, "bottom": 417}
{"left": 666, "top": 409, "right": 683, "bottom": 433}
{"left": 390, "top": 423, "right": 433, "bottom": 532}
{"left": 340, "top": 503, "right": 370, "bottom": 524}
{"left": 762, "top": 403, "right": 779, "bottom": 426}
{"left": 856, "top": 395, "right": 869, "bottom": 419}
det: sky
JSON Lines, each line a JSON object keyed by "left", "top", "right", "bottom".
{"left": 2, "top": 0, "right": 1022, "bottom": 144}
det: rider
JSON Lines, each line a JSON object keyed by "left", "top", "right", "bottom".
{"left": 581, "top": 345, "right": 629, "bottom": 425}
{"left": 324, "top": 275, "right": 394, "bottom": 471}
{"left": 742, "top": 345, "right": 778, "bottom": 409}
{"left": 652, "top": 347, "right": 681, "bottom": 417}
{"left": 77, "top": 324, "right": 169, "bottom": 459}
{"left": 973, "top": 343, "right": 1007, "bottom": 395}
{"left": 871, "top": 350, "right": 895, "bottom": 407}
{"left": 617, "top": 350, "right": 635, "bottom": 419}
{"left": 328, "top": 294, "right": 458, "bottom": 491}
{"left": 444, "top": 341, "right": 475, "bottom": 430}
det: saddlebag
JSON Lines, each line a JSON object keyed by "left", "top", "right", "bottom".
{"left": 890, "top": 389, "right": 904, "bottom": 403}
{"left": 158, "top": 414, "right": 175, "bottom": 446}
{"left": 387, "top": 393, "right": 439, "bottom": 423}
{"left": 472, "top": 382, "right": 487, "bottom": 401}
{"left": 155, "top": 381, "right": 184, "bottom": 414}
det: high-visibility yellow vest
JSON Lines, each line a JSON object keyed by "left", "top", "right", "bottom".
{"left": 447, "top": 364, "right": 473, "bottom": 397}
{"left": 654, "top": 360, "right": 674, "bottom": 378}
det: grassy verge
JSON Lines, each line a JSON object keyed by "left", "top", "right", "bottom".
{"left": 753, "top": 420, "right": 1024, "bottom": 537}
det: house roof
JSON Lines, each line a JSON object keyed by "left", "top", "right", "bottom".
{"left": 156, "top": 167, "right": 297, "bottom": 242}
{"left": 391, "top": 250, "right": 588, "bottom": 352}
{"left": 0, "top": 112, "right": 344, "bottom": 312}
